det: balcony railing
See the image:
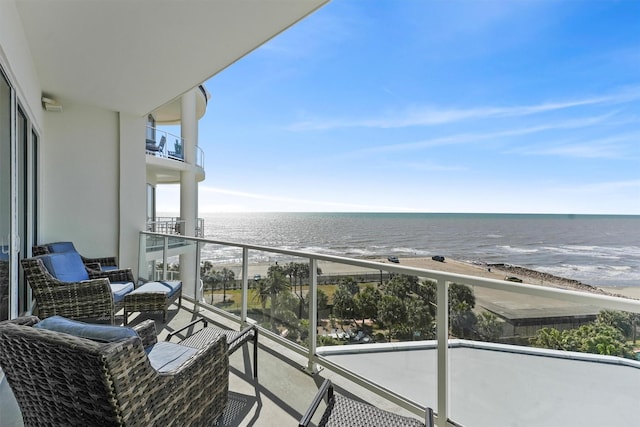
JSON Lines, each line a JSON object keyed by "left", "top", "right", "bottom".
{"left": 146, "top": 217, "right": 205, "bottom": 237}
{"left": 145, "top": 126, "right": 204, "bottom": 168}
{"left": 139, "top": 231, "right": 640, "bottom": 427}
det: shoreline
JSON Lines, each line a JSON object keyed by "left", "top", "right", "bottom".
{"left": 210, "top": 254, "right": 639, "bottom": 301}
{"left": 370, "top": 256, "right": 639, "bottom": 300}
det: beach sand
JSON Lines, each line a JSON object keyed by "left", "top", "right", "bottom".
{"left": 231, "top": 254, "right": 638, "bottom": 301}
{"left": 371, "top": 256, "right": 639, "bottom": 300}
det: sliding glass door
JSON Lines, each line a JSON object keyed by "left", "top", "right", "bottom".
{"left": 0, "top": 71, "right": 10, "bottom": 321}
{"left": 0, "top": 66, "right": 38, "bottom": 320}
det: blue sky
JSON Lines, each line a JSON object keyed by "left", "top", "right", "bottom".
{"left": 159, "top": 0, "right": 640, "bottom": 214}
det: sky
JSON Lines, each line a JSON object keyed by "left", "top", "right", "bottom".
{"left": 158, "top": 0, "right": 640, "bottom": 215}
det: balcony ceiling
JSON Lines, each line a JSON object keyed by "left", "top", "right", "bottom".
{"left": 15, "top": 0, "right": 328, "bottom": 116}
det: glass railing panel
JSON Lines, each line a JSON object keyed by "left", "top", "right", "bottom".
{"left": 145, "top": 126, "right": 185, "bottom": 161}
{"left": 199, "top": 242, "right": 245, "bottom": 318}
{"left": 247, "top": 253, "right": 311, "bottom": 348}
{"left": 446, "top": 284, "right": 639, "bottom": 427}
{"left": 314, "top": 260, "right": 439, "bottom": 413}
{"left": 138, "top": 230, "right": 640, "bottom": 426}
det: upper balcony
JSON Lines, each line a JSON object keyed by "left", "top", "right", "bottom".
{"left": 145, "top": 126, "right": 205, "bottom": 184}
{"left": 152, "top": 85, "right": 210, "bottom": 125}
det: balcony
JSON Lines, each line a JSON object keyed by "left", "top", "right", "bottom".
{"left": 3, "top": 232, "right": 640, "bottom": 426}
{"left": 145, "top": 127, "right": 205, "bottom": 184}
{"left": 146, "top": 217, "right": 205, "bottom": 237}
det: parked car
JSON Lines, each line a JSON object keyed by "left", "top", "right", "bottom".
{"left": 505, "top": 276, "right": 523, "bottom": 283}
{"left": 432, "top": 255, "right": 445, "bottom": 262}
{"left": 253, "top": 274, "right": 261, "bottom": 281}
{"left": 387, "top": 256, "right": 399, "bottom": 263}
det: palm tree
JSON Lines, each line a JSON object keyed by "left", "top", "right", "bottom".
{"left": 219, "top": 267, "right": 235, "bottom": 303}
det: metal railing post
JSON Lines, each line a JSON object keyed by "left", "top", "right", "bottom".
{"left": 437, "top": 278, "right": 449, "bottom": 426}
{"left": 138, "top": 233, "right": 146, "bottom": 283}
{"left": 241, "top": 247, "right": 249, "bottom": 324}
{"left": 194, "top": 241, "right": 202, "bottom": 311}
{"left": 306, "top": 257, "right": 319, "bottom": 374}
{"left": 162, "top": 237, "right": 168, "bottom": 281}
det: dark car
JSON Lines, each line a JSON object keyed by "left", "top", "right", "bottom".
{"left": 432, "top": 255, "right": 445, "bottom": 262}
{"left": 505, "top": 276, "right": 523, "bottom": 283}
{"left": 387, "top": 255, "right": 399, "bottom": 263}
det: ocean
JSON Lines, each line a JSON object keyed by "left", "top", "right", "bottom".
{"left": 201, "top": 212, "right": 640, "bottom": 288}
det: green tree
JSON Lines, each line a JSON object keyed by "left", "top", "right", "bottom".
{"left": 333, "top": 284, "right": 357, "bottom": 324}
{"left": 378, "top": 294, "right": 407, "bottom": 342}
{"left": 597, "top": 310, "right": 633, "bottom": 338}
{"left": 406, "top": 298, "right": 433, "bottom": 340}
{"left": 531, "top": 323, "right": 634, "bottom": 359}
{"left": 450, "top": 300, "right": 477, "bottom": 338}
{"left": 218, "top": 267, "right": 235, "bottom": 303}
{"left": 475, "top": 312, "right": 502, "bottom": 341}
{"left": 338, "top": 277, "right": 360, "bottom": 296}
{"left": 355, "top": 285, "right": 380, "bottom": 327}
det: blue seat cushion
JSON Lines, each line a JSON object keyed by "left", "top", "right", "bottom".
{"left": 145, "top": 341, "right": 198, "bottom": 373}
{"left": 40, "top": 252, "right": 89, "bottom": 282}
{"left": 47, "top": 241, "right": 77, "bottom": 253}
{"left": 131, "top": 281, "right": 182, "bottom": 298}
{"left": 34, "top": 315, "right": 138, "bottom": 343}
{"left": 101, "top": 265, "right": 119, "bottom": 271}
{"left": 110, "top": 282, "right": 135, "bottom": 303}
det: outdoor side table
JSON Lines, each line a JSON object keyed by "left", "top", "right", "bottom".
{"left": 167, "top": 318, "right": 258, "bottom": 378}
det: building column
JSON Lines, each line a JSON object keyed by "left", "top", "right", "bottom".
{"left": 180, "top": 88, "right": 198, "bottom": 237}
{"left": 179, "top": 89, "right": 198, "bottom": 293}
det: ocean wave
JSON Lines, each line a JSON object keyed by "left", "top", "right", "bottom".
{"left": 496, "top": 245, "right": 540, "bottom": 254}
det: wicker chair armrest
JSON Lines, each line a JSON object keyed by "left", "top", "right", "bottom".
{"left": 133, "top": 319, "right": 158, "bottom": 348}
{"left": 299, "top": 378, "right": 333, "bottom": 427}
{"left": 31, "top": 245, "right": 50, "bottom": 256}
{"left": 84, "top": 261, "right": 102, "bottom": 271}
{"left": 81, "top": 255, "right": 118, "bottom": 268}
{"left": 0, "top": 315, "right": 40, "bottom": 327}
{"left": 89, "top": 268, "right": 134, "bottom": 284}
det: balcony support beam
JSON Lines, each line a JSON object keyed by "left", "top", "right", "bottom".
{"left": 436, "top": 278, "right": 449, "bottom": 426}
{"left": 306, "top": 257, "right": 320, "bottom": 375}
{"left": 241, "top": 248, "right": 249, "bottom": 325}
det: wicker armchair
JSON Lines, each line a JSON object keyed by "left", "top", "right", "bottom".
{"left": 299, "top": 379, "right": 434, "bottom": 427}
{"left": 0, "top": 316, "right": 229, "bottom": 427}
{"left": 33, "top": 241, "right": 120, "bottom": 271}
{"left": 21, "top": 253, "right": 135, "bottom": 324}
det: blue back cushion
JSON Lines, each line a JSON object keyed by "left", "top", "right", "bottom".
{"left": 34, "top": 316, "right": 138, "bottom": 343}
{"left": 40, "top": 252, "right": 89, "bottom": 282}
{"left": 47, "top": 241, "right": 77, "bottom": 253}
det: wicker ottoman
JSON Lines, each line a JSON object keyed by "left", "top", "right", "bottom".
{"left": 123, "top": 281, "right": 182, "bottom": 325}
{"left": 167, "top": 318, "right": 259, "bottom": 378}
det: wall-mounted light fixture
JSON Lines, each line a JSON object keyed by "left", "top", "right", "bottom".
{"left": 41, "top": 96, "right": 62, "bottom": 112}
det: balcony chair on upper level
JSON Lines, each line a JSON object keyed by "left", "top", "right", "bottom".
{"left": 21, "top": 252, "right": 135, "bottom": 324}
{"left": 299, "top": 379, "right": 434, "bottom": 427}
{"left": 146, "top": 135, "right": 166, "bottom": 155}
{"left": 0, "top": 315, "right": 229, "bottom": 427}
{"left": 32, "top": 241, "right": 120, "bottom": 272}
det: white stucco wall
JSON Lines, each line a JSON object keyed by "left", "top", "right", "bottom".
{"left": 119, "top": 113, "right": 147, "bottom": 276}
{"left": 41, "top": 102, "right": 120, "bottom": 257}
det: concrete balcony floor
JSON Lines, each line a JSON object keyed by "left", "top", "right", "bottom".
{"left": 0, "top": 301, "right": 425, "bottom": 427}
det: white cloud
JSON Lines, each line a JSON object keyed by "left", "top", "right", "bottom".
{"left": 287, "top": 88, "right": 640, "bottom": 131}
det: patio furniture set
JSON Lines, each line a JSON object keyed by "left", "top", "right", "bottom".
{"left": 29, "top": 241, "right": 181, "bottom": 325}
{"left": 0, "top": 241, "right": 433, "bottom": 425}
